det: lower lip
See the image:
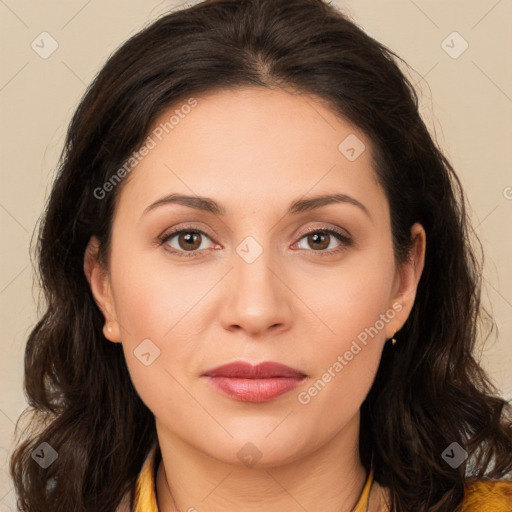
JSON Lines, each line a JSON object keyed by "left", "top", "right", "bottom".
{"left": 203, "top": 376, "right": 305, "bottom": 402}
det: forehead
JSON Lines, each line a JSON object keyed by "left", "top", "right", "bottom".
{"left": 115, "top": 86, "right": 385, "bottom": 220}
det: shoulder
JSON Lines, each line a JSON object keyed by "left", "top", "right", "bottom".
{"left": 369, "top": 477, "right": 512, "bottom": 512}
{"left": 456, "top": 478, "right": 512, "bottom": 511}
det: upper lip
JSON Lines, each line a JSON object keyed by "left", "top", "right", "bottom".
{"left": 202, "top": 361, "right": 307, "bottom": 379}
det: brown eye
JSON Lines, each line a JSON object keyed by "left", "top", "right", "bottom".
{"left": 160, "top": 228, "right": 215, "bottom": 257}
{"left": 176, "top": 231, "right": 202, "bottom": 251}
{"left": 296, "top": 229, "right": 349, "bottom": 253}
{"left": 306, "top": 232, "right": 330, "bottom": 251}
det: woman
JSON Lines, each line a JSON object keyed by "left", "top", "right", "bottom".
{"left": 10, "top": 0, "right": 512, "bottom": 510}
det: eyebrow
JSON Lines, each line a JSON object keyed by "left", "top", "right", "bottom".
{"left": 141, "top": 192, "right": 371, "bottom": 220}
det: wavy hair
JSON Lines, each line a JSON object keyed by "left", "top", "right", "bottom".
{"left": 10, "top": 0, "right": 512, "bottom": 510}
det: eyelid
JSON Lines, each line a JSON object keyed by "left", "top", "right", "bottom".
{"left": 157, "top": 221, "right": 216, "bottom": 243}
{"left": 294, "top": 222, "right": 351, "bottom": 241}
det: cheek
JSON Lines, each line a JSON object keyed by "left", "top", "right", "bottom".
{"left": 295, "top": 246, "right": 395, "bottom": 404}
{"left": 108, "top": 247, "right": 227, "bottom": 413}
{"left": 295, "top": 285, "right": 391, "bottom": 434}
{"left": 110, "top": 247, "right": 210, "bottom": 342}
{"left": 302, "top": 246, "right": 396, "bottom": 347}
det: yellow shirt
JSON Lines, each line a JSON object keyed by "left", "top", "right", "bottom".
{"left": 131, "top": 444, "right": 512, "bottom": 511}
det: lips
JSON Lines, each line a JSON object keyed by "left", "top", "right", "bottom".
{"left": 202, "top": 361, "right": 306, "bottom": 379}
{"left": 202, "top": 361, "right": 307, "bottom": 403}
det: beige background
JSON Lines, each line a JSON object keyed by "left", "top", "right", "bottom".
{"left": 1, "top": 0, "right": 511, "bottom": 508}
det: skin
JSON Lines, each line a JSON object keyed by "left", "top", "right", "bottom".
{"left": 85, "top": 86, "right": 426, "bottom": 512}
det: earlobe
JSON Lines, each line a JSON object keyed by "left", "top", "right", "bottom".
{"left": 103, "top": 320, "right": 122, "bottom": 343}
{"left": 84, "top": 236, "right": 122, "bottom": 343}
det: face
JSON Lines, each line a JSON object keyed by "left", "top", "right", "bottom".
{"left": 85, "top": 86, "right": 425, "bottom": 467}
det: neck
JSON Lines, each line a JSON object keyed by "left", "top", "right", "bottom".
{"left": 155, "top": 414, "right": 370, "bottom": 512}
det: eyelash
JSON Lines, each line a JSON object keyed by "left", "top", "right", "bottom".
{"left": 157, "top": 226, "right": 352, "bottom": 258}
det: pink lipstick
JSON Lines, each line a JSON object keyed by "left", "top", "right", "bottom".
{"left": 201, "top": 361, "right": 307, "bottom": 402}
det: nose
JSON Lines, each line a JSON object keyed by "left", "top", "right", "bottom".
{"left": 218, "top": 244, "right": 292, "bottom": 337}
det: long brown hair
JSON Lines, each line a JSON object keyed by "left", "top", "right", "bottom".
{"left": 10, "top": 0, "right": 512, "bottom": 510}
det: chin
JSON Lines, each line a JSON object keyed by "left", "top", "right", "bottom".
{"left": 196, "top": 429, "right": 313, "bottom": 469}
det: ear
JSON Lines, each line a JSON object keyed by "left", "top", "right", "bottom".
{"left": 386, "top": 222, "right": 426, "bottom": 339}
{"left": 83, "top": 236, "right": 122, "bottom": 343}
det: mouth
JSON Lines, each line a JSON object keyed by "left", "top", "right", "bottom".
{"left": 201, "top": 361, "right": 307, "bottom": 403}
